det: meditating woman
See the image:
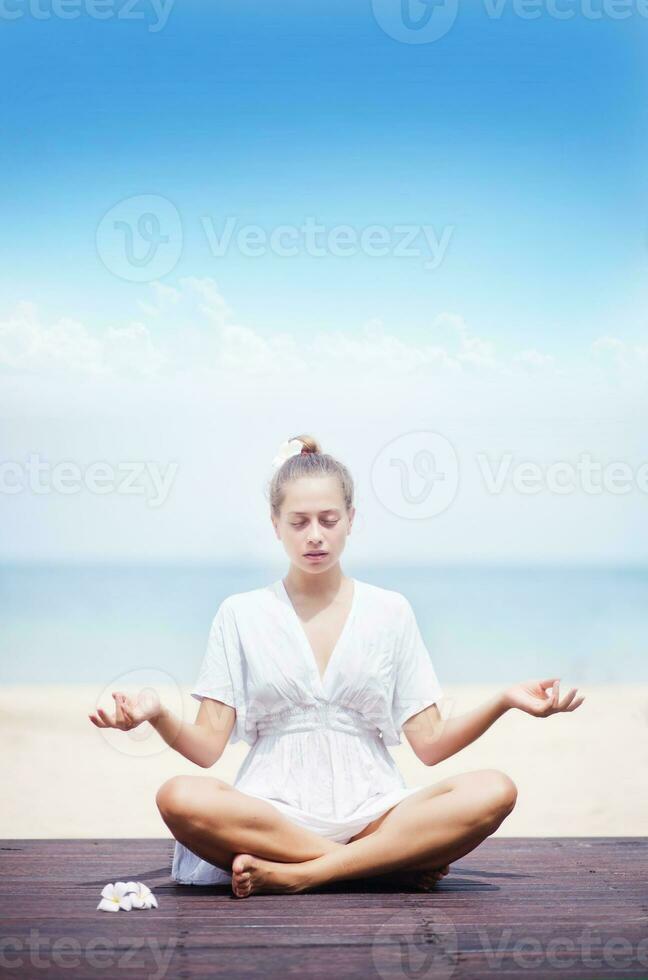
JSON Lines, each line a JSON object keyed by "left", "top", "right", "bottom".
{"left": 89, "top": 434, "right": 584, "bottom": 899}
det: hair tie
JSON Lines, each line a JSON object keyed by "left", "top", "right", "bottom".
{"left": 270, "top": 438, "right": 305, "bottom": 472}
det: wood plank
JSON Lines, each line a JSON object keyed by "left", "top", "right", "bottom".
{"left": 1, "top": 839, "right": 646, "bottom": 979}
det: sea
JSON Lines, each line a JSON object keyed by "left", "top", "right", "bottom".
{"left": 1, "top": 563, "right": 646, "bottom": 687}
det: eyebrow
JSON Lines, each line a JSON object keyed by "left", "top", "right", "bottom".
{"left": 288, "top": 509, "right": 341, "bottom": 516}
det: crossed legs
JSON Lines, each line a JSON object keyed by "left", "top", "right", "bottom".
{"left": 157, "top": 774, "right": 343, "bottom": 871}
{"left": 156, "top": 768, "right": 517, "bottom": 898}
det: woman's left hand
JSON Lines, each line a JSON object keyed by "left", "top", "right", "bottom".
{"left": 502, "top": 678, "right": 585, "bottom": 717}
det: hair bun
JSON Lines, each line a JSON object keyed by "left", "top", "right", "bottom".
{"left": 292, "top": 434, "right": 321, "bottom": 455}
{"left": 268, "top": 434, "right": 353, "bottom": 518}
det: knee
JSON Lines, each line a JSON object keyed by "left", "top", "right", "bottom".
{"left": 480, "top": 769, "right": 518, "bottom": 824}
{"left": 156, "top": 775, "right": 195, "bottom": 823}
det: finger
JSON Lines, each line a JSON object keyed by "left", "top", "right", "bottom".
{"left": 89, "top": 713, "right": 107, "bottom": 728}
{"left": 121, "top": 695, "right": 138, "bottom": 727}
{"left": 558, "top": 688, "right": 578, "bottom": 711}
{"left": 120, "top": 697, "right": 134, "bottom": 723}
{"left": 537, "top": 679, "right": 558, "bottom": 713}
{"left": 539, "top": 677, "right": 559, "bottom": 690}
{"left": 551, "top": 680, "right": 560, "bottom": 711}
{"left": 542, "top": 680, "right": 559, "bottom": 714}
{"left": 565, "top": 695, "right": 585, "bottom": 711}
{"left": 97, "top": 707, "right": 116, "bottom": 726}
{"left": 112, "top": 693, "right": 126, "bottom": 727}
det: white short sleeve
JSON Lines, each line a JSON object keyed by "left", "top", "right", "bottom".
{"left": 391, "top": 596, "right": 443, "bottom": 736}
{"left": 191, "top": 599, "right": 254, "bottom": 746}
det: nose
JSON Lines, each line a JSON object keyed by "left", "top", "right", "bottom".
{"left": 306, "top": 521, "right": 323, "bottom": 545}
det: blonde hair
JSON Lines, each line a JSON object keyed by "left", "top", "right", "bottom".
{"left": 268, "top": 434, "right": 354, "bottom": 518}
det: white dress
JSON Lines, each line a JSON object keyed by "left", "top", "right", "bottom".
{"left": 171, "top": 576, "right": 443, "bottom": 886}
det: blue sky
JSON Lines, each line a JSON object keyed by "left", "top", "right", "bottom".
{"left": 1, "top": 0, "right": 647, "bottom": 563}
{"left": 1, "top": 0, "right": 646, "bottom": 351}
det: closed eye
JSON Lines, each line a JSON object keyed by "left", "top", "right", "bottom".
{"left": 292, "top": 520, "right": 338, "bottom": 528}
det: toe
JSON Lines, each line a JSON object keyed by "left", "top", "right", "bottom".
{"left": 232, "top": 853, "right": 250, "bottom": 874}
{"left": 233, "top": 880, "right": 250, "bottom": 898}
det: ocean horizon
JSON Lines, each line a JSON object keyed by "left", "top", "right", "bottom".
{"left": 1, "top": 562, "right": 646, "bottom": 688}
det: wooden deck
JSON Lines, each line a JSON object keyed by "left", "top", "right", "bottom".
{"left": 1, "top": 838, "right": 646, "bottom": 979}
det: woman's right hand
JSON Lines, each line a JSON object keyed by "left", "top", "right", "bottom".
{"left": 88, "top": 689, "right": 162, "bottom": 731}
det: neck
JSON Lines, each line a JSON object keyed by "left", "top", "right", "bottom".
{"left": 284, "top": 562, "right": 347, "bottom": 598}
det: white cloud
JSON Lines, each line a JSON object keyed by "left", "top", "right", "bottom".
{"left": 104, "top": 322, "right": 167, "bottom": 376}
{"left": 1, "top": 280, "right": 646, "bottom": 565}
{"left": 0, "top": 277, "right": 645, "bottom": 402}
{"left": 136, "top": 281, "right": 181, "bottom": 317}
{"left": 512, "top": 349, "right": 556, "bottom": 373}
{"left": 591, "top": 336, "right": 648, "bottom": 368}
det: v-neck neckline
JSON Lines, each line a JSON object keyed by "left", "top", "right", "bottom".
{"left": 276, "top": 577, "right": 359, "bottom": 692}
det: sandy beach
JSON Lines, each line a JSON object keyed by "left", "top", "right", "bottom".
{"left": 2, "top": 684, "right": 645, "bottom": 838}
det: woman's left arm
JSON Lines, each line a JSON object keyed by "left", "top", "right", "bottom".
{"left": 404, "top": 678, "right": 585, "bottom": 766}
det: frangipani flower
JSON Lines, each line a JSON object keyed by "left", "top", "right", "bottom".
{"left": 271, "top": 438, "right": 304, "bottom": 471}
{"left": 124, "top": 881, "right": 158, "bottom": 909}
{"left": 97, "top": 881, "right": 134, "bottom": 912}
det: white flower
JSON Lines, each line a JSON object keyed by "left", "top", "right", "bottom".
{"left": 270, "top": 438, "right": 304, "bottom": 471}
{"left": 97, "top": 880, "right": 158, "bottom": 912}
{"left": 124, "top": 881, "right": 158, "bottom": 910}
{"left": 96, "top": 881, "right": 134, "bottom": 912}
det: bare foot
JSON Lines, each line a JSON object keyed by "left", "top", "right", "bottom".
{"left": 230, "top": 853, "right": 311, "bottom": 898}
{"left": 385, "top": 863, "right": 450, "bottom": 892}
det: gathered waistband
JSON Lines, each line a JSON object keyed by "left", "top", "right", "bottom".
{"left": 256, "top": 703, "right": 379, "bottom": 738}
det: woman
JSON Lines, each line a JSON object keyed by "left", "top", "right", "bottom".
{"left": 89, "top": 434, "right": 584, "bottom": 899}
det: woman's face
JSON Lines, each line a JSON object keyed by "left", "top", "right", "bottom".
{"left": 271, "top": 476, "right": 354, "bottom": 574}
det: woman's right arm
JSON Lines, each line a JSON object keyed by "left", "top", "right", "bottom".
{"left": 89, "top": 691, "right": 236, "bottom": 768}
{"left": 151, "top": 698, "right": 236, "bottom": 767}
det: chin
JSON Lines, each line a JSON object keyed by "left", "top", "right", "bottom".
{"left": 298, "top": 557, "right": 332, "bottom": 570}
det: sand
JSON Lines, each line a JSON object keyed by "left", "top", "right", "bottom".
{"left": 1, "top": 684, "right": 645, "bottom": 838}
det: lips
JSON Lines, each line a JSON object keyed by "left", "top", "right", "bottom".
{"left": 304, "top": 551, "right": 327, "bottom": 556}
